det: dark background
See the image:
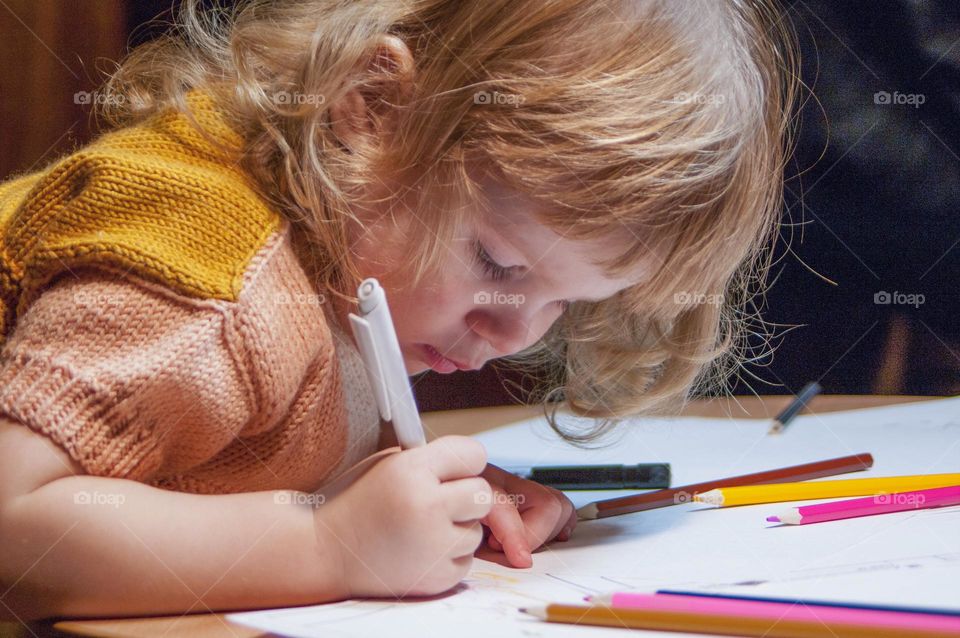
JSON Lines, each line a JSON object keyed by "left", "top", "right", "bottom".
{"left": 2, "top": 0, "right": 958, "bottom": 410}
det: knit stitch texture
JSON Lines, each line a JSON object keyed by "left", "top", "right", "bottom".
{"left": 0, "top": 90, "right": 382, "bottom": 493}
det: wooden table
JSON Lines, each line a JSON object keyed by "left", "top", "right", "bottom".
{"left": 11, "top": 395, "right": 934, "bottom": 638}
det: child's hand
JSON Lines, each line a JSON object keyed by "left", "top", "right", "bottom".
{"left": 316, "top": 436, "right": 492, "bottom": 598}
{"left": 478, "top": 463, "right": 577, "bottom": 568}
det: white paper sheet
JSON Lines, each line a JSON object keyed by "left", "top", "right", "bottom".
{"left": 227, "top": 396, "right": 960, "bottom": 637}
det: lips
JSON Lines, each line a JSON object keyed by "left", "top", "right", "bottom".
{"left": 420, "top": 344, "right": 478, "bottom": 373}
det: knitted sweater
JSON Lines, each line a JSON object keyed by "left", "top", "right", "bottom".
{"left": 0, "top": 90, "right": 383, "bottom": 494}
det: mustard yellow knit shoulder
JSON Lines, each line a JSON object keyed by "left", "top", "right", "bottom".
{"left": 0, "top": 91, "right": 281, "bottom": 341}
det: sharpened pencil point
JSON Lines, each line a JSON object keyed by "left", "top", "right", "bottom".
{"left": 576, "top": 503, "right": 599, "bottom": 520}
{"left": 693, "top": 489, "right": 723, "bottom": 506}
{"left": 519, "top": 605, "right": 548, "bottom": 619}
{"left": 766, "top": 515, "right": 780, "bottom": 522}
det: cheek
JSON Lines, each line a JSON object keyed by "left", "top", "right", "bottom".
{"left": 389, "top": 268, "right": 473, "bottom": 342}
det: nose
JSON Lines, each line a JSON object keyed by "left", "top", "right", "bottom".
{"left": 466, "top": 303, "right": 562, "bottom": 358}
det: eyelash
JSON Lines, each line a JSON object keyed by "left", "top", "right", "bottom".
{"left": 473, "top": 240, "right": 570, "bottom": 311}
{"left": 473, "top": 240, "right": 512, "bottom": 283}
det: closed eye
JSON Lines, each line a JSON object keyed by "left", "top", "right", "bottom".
{"left": 473, "top": 239, "right": 572, "bottom": 310}
{"left": 473, "top": 240, "right": 513, "bottom": 283}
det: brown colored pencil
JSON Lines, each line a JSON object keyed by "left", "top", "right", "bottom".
{"left": 577, "top": 453, "right": 874, "bottom": 520}
{"left": 520, "top": 603, "right": 959, "bottom": 638}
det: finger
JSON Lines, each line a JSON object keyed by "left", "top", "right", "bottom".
{"left": 557, "top": 512, "right": 576, "bottom": 541}
{"left": 498, "top": 481, "right": 566, "bottom": 550}
{"left": 487, "top": 534, "right": 502, "bottom": 551}
{"left": 451, "top": 552, "right": 474, "bottom": 572}
{"left": 450, "top": 521, "right": 485, "bottom": 557}
{"left": 421, "top": 436, "right": 487, "bottom": 482}
{"left": 542, "top": 487, "right": 575, "bottom": 543}
{"left": 484, "top": 500, "right": 532, "bottom": 568}
{"left": 556, "top": 508, "right": 577, "bottom": 541}
{"left": 557, "top": 506, "right": 577, "bottom": 541}
{"left": 441, "top": 477, "right": 493, "bottom": 522}
{"left": 499, "top": 476, "right": 573, "bottom": 548}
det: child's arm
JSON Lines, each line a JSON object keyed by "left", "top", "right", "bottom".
{"left": 0, "top": 415, "right": 345, "bottom": 619}
{"left": 0, "top": 417, "right": 493, "bottom": 620}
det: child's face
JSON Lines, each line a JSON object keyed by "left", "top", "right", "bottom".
{"left": 340, "top": 174, "right": 654, "bottom": 376}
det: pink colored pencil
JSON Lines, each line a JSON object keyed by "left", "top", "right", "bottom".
{"left": 766, "top": 484, "right": 960, "bottom": 525}
{"left": 587, "top": 592, "right": 960, "bottom": 635}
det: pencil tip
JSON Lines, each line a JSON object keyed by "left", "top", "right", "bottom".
{"left": 576, "top": 503, "right": 598, "bottom": 520}
{"left": 694, "top": 489, "right": 723, "bottom": 506}
{"left": 519, "top": 605, "right": 548, "bottom": 619}
{"left": 589, "top": 593, "right": 613, "bottom": 605}
{"left": 766, "top": 516, "right": 780, "bottom": 522}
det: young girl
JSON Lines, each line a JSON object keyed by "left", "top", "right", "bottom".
{"left": 0, "top": 0, "right": 796, "bottom": 620}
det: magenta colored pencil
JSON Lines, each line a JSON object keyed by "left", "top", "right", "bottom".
{"left": 766, "top": 484, "right": 960, "bottom": 525}
{"left": 588, "top": 592, "right": 960, "bottom": 634}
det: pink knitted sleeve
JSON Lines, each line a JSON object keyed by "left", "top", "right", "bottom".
{"left": 0, "top": 266, "right": 259, "bottom": 483}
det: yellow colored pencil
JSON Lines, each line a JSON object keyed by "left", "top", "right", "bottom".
{"left": 520, "top": 603, "right": 960, "bottom": 637}
{"left": 694, "top": 473, "right": 960, "bottom": 507}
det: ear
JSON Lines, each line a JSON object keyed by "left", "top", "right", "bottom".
{"left": 329, "top": 34, "right": 414, "bottom": 155}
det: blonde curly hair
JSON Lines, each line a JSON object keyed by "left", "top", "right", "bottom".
{"left": 97, "top": 0, "right": 799, "bottom": 442}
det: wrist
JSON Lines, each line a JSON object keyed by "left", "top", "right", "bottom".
{"left": 311, "top": 501, "right": 354, "bottom": 601}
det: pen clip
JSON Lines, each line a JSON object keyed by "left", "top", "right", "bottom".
{"left": 348, "top": 312, "right": 392, "bottom": 422}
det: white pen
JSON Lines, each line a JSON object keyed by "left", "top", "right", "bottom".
{"left": 348, "top": 278, "right": 427, "bottom": 449}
